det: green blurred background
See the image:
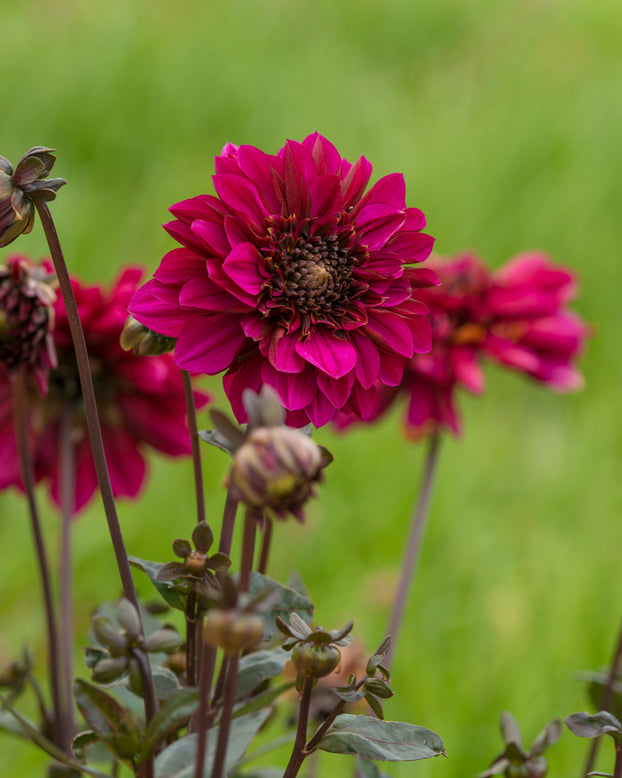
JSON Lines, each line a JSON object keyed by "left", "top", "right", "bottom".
{"left": 1, "top": 0, "right": 621, "bottom": 774}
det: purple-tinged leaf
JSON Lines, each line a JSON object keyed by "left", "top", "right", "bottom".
{"left": 565, "top": 712, "right": 622, "bottom": 742}
{"left": 316, "top": 714, "right": 446, "bottom": 761}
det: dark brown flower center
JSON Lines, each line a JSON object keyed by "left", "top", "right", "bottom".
{"left": 259, "top": 218, "right": 367, "bottom": 330}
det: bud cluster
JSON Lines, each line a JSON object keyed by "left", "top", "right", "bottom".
{"left": 203, "top": 575, "right": 267, "bottom": 655}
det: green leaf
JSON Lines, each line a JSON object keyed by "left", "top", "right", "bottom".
{"left": 141, "top": 688, "right": 199, "bottom": 760}
{"left": 151, "top": 666, "right": 182, "bottom": 701}
{"left": 235, "top": 649, "right": 290, "bottom": 699}
{"left": 128, "top": 557, "right": 186, "bottom": 611}
{"left": 233, "top": 682, "right": 295, "bottom": 719}
{"left": 316, "top": 714, "right": 446, "bottom": 762}
{"left": 72, "top": 731, "right": 100, "bottom": 763}
{"left": 155, "top": 708, "right": 271, "bottom": 778}
{"left": 0, "top": 695, "right": 110, "bottom": 777}
{"left": 565, "top": 711, "right": 622, "bottom": 742}
{"left": 73, "top": 679, "right": 143, "bottom": 762}
{"left": 334, "top": 688, "right": 365, "bottom": 705}
{"left": 247, "top": 572, "right": 313, "bottom": 639}
{"left": 364, "top": 693, "right": 384, "bottom": 720}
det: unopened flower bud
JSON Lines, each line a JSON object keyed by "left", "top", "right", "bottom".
{"left": 204, "top": 609, "right": 265, "bottom": 654}
{"left": 92, "top": 616, "right": 128, "bottom": 656}
{"left": 292, "top": 642, "right": 340, "bottom": 679}
{"left": 143, "top": 628, "right": 182, "bottom": 654}
{"left": 116, "top": 599, "right": 142, "bottom": 643}
{"left": 91, "top": 655, "right": 129, "bottom": 683}
{"left": 228, "top": 426, "right": 323, "bottom": 521}
{"left": 121, "top": 315, "right": 175, "bottom": 356}
{"left": 0, "top": 148, "right": 65, "bottom": 248}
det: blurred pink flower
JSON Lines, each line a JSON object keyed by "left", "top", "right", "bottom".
{"left": 335, "top": 252, "right": 589, "bottom": 437}
{"left": 0, "top": 262, "right": 210, "bottom": 513}
{"left": 129, "top": 133, "right": 436, "bottom": 428}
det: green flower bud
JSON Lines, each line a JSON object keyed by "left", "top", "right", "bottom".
{"left": 92, "top": 617, "right": 128, "bottom": 657}
{"left": 292, "top": 642, "right": 340, "bottom": 678}
{"left": 116, "top": 599, "right": 141, "bottom": 643}
{"left": 143, "top": 628, "right": 182, "bottom": 654}
{"left": 120, "top": 315, "right": 175, "bottom": 356}
{"left": 91, "top": 655, "right": 129, "bottom": 683}
{"left": 204, "top": 609, "right": 265, "bottom": 654}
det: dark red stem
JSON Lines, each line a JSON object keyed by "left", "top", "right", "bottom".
{"left": 34, "top": 201, "right": 157, "bottom": 721}
{"left": 209, "top": 653, "right": 240, "bottom": 778}
{"left": 182, "top": 369, "right": 205, "bottom": 526}
{"left": 282, "top": 676, "right": 315, "bottom": 778}
{"left": 12, "top": 368, "right": 66, "bottom": 751}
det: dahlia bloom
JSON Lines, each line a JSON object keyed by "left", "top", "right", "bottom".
{"left": 0, "top": 261, "right": 210, "bottom": 513}
{"left": 129, "top": 133, "right": 436, "bottom": 428}
{"left": 336, "top": 252, "right": 588, "bottom": 437}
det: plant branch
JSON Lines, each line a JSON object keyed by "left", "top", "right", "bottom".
{"left": 218, "top": 487, "right": 238, "bottom": 556}
{"left": 192, "top": 645, "right": 217, "bottom": 776}
{"left": 239, "top": 509, "right": 257, "bottom": 593}
{"left": 283, "top": 676, "right": 315, "bottom": 778}
{"left": 210, "top": 652, "right": 240, "bottom": 778}
{"left": 58, "top": 405, "right": 76, "bottom": 747}
{"left": 182, "top": 369, "right": 205, "bottom": 526}
{"left": 385, "top": 430, "right": 441, "bottom": 668}
{"left": 12, "top": 368, "right": 66, "bottom": 751}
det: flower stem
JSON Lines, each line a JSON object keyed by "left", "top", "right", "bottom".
{"left": 186, "top": 591, "right": 198, "bottom": 687}
{"left": 182, "top": 369, "right": 205, "bottom": 526}
{"left": 583, "top": 612, "right": 622, "bottom": 776}
{"left": 306, "top": 675, "right": 366, "bottom": 753}
{"left": 58, "top": 406, "right": 76, "bottom": 747}
{"left": 210, "top": 652, "right": 240, "bottom": 778}
{"left": 12, "top": 368, "right": 66, "bottom": 751}
{"left": 34, "top": 201, "right": 157, "bottom": 717}
{"left": 239, "top": 509, "right": 257, "bottom": 593}
{"left": 385, "top": 430, "right": 441, "bottom": 668}
{"left": 192, "top": 644, "right": 217, "bottom": 776}
{"left": 283, "top": 676, "right": 315, "bottom": 778}
{"left": 257, "top": 518, "right": 272, "bottom": 575}
{"left": 218, "top": 487, "right": 238, "bottom": 556}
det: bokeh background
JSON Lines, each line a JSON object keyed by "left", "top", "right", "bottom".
{"left": 1, "top": 0, "right": 621, "bottom": 775}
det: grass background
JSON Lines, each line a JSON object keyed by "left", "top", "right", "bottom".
{"left": 1, "top": 0, "right": 621, "bottom": 774}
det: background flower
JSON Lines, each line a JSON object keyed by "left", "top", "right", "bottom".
{"left": 129, "top": 133, "right": 436, "bottom": 428}
{"left": 0, "top": 261, "right": 210, "bottom": 514}
{"left": 335, "top": 252, "right": 589, "bottom": 437}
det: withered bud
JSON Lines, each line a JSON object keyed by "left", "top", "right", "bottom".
{"left": 204, "top": 609, "right": 265, "bottom": 654}
{"left": 121, "top": 315, "right": 176, "bottom": 356}
{"left": 228, "top": 426, "right": 324, "bottom": 521}
{"left": 0, "top": 147, "right": 65, "bottom": 248}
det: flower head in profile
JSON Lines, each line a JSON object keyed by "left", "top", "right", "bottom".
{"left": 0, "top": 261, "right": 210, "bottom": 513}
{"left": 129, "top": 133, "right": 436, "bottom": 428}
{"left": 0, "top": 147, "right": 65, "bottom": 247}
{"left": 336, "top": 251, "right": 589, "bottom": 437}
{"left": 0, "top": 254, "right": 58, "bottom": 392}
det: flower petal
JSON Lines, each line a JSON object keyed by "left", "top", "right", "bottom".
{"left": 222, "top": 243, "right": 265, "bottom": 295}
{"left": 175, "top": 315, "right": 247, "bottom": 373}
{"left": 295, "top": 330, "right": 357, "bottom": 378}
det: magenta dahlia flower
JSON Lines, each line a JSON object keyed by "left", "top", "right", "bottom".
{"left": 128, "top": 133, "right": 436, "bottom": 427}
{"left": 335, "top": 251, "right": 589, "bottom": 437}
{"left": 0, "top": 261, "right": 210, "bottom": 514}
